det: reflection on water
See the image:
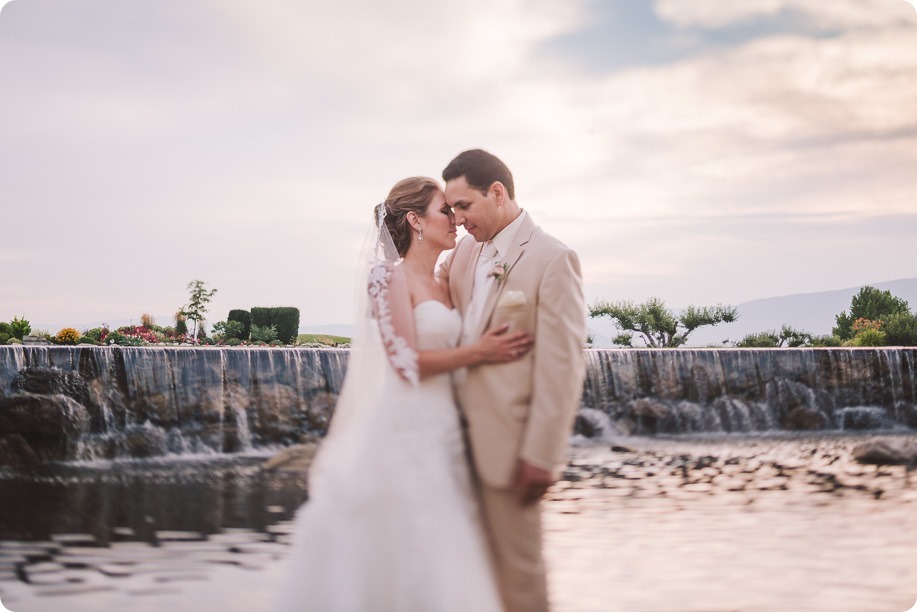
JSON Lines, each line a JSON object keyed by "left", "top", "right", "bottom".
{"left": 1, "top": 435, "right": 915, "bottom": 612}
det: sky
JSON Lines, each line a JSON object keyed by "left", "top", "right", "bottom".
{"left": 1, "top": 0, "right": 916, "bottom": 331}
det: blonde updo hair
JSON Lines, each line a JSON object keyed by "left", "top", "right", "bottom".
{"left": 378, "top": 177, "right": 441, "bottom": 257}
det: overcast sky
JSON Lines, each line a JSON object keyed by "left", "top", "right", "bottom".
{"left": 1, "top": 0, "right": 916, "bottom": 331}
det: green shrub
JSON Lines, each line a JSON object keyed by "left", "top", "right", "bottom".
{"left": 228, "top": 310, "right": 251, "bottom": 339}
{"left": 83, "top": 327, "right": 108, "bottom": 342}
{"left": 250, "top": 324, "right": 278, "bottom": 343}
{"left": 225, "top": 338, "right": 242, "bottom": 347}
{"left": 736, "top": 331, "right": 780, "bottom": 348}
{"left": 251, "top": 307, "right": 299, "bottom": 345}
{"left": 0, "top": 323, "right": 10, "bottom": 345}
{"left": 883, "top": 312, "right": 917, "bottom": 346}
{"left": 105, "top": 331, "right": 143, "bottom": 346}
{"left": 212, "top": 320, "right": 245, "bottom": 342}
{"left": 269, "top": 339, "right": 283, "bottom": 347}
{"left": 851, "top": 328, "right": 886, "bottom": 347}
{"left": 9, "top": 316, "right": 31, "bottom": 340}
{"left": 78, "top": 338, "right": 99, "bottom": 345}
{"left": 175, "top": 311, "right": 188, "bottom": 335}
{"left": 7, "top": 338, "right": 22, "bottom": 345}
{"left": 809, "top": 334, "right": 842, "bottom": 347}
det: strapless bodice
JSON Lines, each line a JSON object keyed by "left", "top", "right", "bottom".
{"left": 413, "top": 300, "right": 461, "bottom": 351}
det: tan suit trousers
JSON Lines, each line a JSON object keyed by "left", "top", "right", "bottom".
{"left": 478, "top": 484, "right": 549, "bottom": 612}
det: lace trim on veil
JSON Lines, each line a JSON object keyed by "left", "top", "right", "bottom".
{"left": 368, "top": 204, "right": 419, "bottom": 385}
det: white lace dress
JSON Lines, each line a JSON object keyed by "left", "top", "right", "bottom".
{"left": 272, "top": 301, "right": 502, "bottom": 612}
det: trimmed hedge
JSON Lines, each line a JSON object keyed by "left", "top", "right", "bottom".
{"left": 228, "top": 309, "right": 251, "bottom": 340}
{"left": 250, "top": 307, "right": 300, "bottom": 344}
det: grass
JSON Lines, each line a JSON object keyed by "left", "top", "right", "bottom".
{"left": 295, "top": 333, "right": 350, "bottom": 347}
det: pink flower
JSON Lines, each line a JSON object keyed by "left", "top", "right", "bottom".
{"left": 487, "top": 261, "right": 509, "bottom": 284}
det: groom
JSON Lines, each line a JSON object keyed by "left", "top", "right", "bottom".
{"left": 439, "top": 149, "right": 587, "bottom": 612}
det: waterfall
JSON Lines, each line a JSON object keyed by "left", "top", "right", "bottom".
{"left": 1, "top": 346, "right": 915, "bottom": 463}
{"left": 0, "top": 346, "right": 349, "bottom": 462}
{"left": 582, "top": 348, "right": 917, "bottom": 435}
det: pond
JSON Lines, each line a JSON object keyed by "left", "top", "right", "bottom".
{"left": 1, "top": 433, "right": 915, "bottom": 612}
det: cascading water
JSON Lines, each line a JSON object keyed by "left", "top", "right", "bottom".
{"left": 1, "top": 346, "right": 915, "bottom": 464}
{"left": 582, "top": 348, "right": 917, "bottom": 436}
{"left": 0, "top": 346, "right": 348, "bottom": 463}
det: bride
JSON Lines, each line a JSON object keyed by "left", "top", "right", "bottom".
{"left": 272, "top": 177, "right": 533, "bottom": 611}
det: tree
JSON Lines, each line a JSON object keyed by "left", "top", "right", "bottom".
{"left": 883, "top": 312, "right": 917, "bottom": 346}
{"left": 834, "top": 286, "right": 909, "bottom": 340}
{"left": 180, "top": 280, "right": 217, "bottom": 342}
{"left": 589, "top": 297, "right": 738, "bottom": 348}
{"left": 736, "top": 325, "right": 811, "bottom": 348}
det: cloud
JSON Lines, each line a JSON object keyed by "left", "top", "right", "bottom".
{"left": 654, "top": 0, "right": 915, "bottom": 31}
{"left": 0, "top": 0, "right": 915, "bottom": 324}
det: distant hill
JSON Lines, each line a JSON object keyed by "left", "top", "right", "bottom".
{"left": 298, "top": 323, "right": 354, "bottom": 338}
{"left": 589, "top": 277, "right": 917, "bottom": 348}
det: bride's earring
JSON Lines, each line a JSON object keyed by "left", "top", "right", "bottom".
{"left": 417, "top": 227, "right": 424, "bottom": 243}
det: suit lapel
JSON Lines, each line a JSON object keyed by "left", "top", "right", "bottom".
{"left": 473, "top": 215, "right": 536, "bottom": 339}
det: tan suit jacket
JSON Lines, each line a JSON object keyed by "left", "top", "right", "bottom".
{"left": 441, "top": 213, "right": 587, "bottom": 489}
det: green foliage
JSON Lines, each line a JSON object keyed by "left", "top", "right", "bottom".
{"left": 225, "top": 338, "right": 243, "bottom": 347}
{"left": 251, "top": 307, "right": 300, "bottom": 345}
{"left": 833, "top": 286, "right": 909, "bottom": 340}
{"left": 105, "top": 330, "right": 143, "bottom": 346}
{"left": 611, "top": 333, "right": 634, "bottom": 347}
{"left": 175, "top": 311, "right": 188, "bottom": 335}
{"left": 9, "top": 316, "right": 31, "bottom": 340}
{"left": 0, "top": 332, "right": 11, "bottom": 345}
{"left": 589, "top": 297, "right": 738, "bottom": 348}
{"left": 250, "top": 324, "right": 278, "bottom": 343}
{"left": 179, "top": 280, "right": 217, "bottom": 340}
{"left": 882, "top": 312, "right": 917, "bottom": 346}
{"left": 0, "top": 322, "right": 10, "bottom": 345}
{"left": 228, "top": 309, "right": 251, "bottom": 340}
{"left": 83, "top": 327, "right": 108, "bottom": 342}
{"left": 850, "top": 328, "right": 886, "bottom": 347}
{"left": 7, "top": 338, "right": 22, "bottom": 345}
{"left": 78, "top": 338, "right": 99, "bottom": 345}
{"left": 809, "top": 334, "right": 842, "bottom": 347}
{"left": 269, "top": 339, "right": 283, "bottom": 347}
{"left": 212, "top": 320, "right": 245, "bottom": 342}
{"left": 737, "top": 331, "right": 780, "bottom": 348}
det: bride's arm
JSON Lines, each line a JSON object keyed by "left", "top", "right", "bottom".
{"left": 417, "top": 325, "right": 533, "bottom": 379}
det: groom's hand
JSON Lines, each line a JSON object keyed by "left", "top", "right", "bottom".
{"left": 512, "top": 460, "right": 553, "bottom": 505}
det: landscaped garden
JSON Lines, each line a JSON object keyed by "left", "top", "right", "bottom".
{"left": 0, "top": 280, "right": 350, "bottom": 348}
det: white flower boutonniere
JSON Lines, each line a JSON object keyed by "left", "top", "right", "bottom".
{"left": 487, "top": 261, "right": 509, "bottom": 284}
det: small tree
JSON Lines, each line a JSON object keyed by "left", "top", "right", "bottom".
{"left": 736, "top": 325, "right": 811, "bottom": 348}
{"left": 589, "top": 297, "right": 738, "bottom": 348}
{"left": 834, "top": 286, "right": 909, "bottom": 341}
{"left": 180, "top": 280, "right": 217, "bottom": 343}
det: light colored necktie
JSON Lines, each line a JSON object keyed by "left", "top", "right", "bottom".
{"left": 462, "top": 241, "right": 498, "bottom": 344}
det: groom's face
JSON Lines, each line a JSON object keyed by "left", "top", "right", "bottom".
{"left": 444, "top": 176, "right": 499, "bottom": 242}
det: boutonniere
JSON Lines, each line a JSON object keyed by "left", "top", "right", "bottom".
{"left": 487, "top": 261, "right": 509, "bottom": 284}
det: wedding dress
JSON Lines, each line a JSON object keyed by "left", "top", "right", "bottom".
{"left": 272, "top": 300, "right": 503, "bottom": 612}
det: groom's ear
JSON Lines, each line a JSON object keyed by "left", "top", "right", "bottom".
{"left": 490, "top": 181, "right": 506, "bottom": 206}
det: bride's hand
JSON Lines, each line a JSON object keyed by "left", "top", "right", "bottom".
{"left": 476, "top": 324, "right": 534, "bottom": 364}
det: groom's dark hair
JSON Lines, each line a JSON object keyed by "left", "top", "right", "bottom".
{"left": 442, "top": 149, "right": 515, "bottom": 200}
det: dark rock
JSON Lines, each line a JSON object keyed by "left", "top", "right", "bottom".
{"left": 13, "top": 368, "right": 90, "bottom": 404}
{"left": 0, "top": 433, "right": 40, "bottom": 466}
{"left": 119, "top": 424, "right": 168, "bottom": 458}
{"left": 852, "top": 438, "right": 917, "bottom": 466}
{"left": 781, "top": 406, "right": 828, "bottom": 431}
{"left": 0, "top": 394, "right": 91, "bottom": 438}
{"left": 575, "top": 414, "right": 599, "bottom": 438}
{"left": 610, "top": 444, "right": 635, "bottom": 453}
